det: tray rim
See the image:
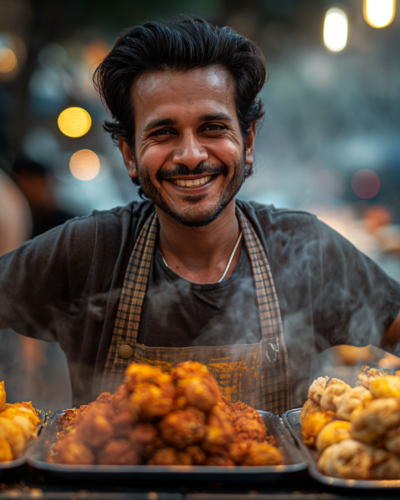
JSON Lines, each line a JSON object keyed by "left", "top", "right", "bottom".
{"left": 282, "top": 407, "right": 400, "bottom": 490}
{"left": 27, "top": 409, "right": 308, "bottom": 477}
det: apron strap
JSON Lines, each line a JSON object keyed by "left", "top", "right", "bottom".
{"left": 237, "top": 207, "right": 293, "bottom": 411}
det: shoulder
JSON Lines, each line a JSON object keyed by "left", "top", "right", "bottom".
{"left": 236, "top": 199, "right": 319, "bottom": 236}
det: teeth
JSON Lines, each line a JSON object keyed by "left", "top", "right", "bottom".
{"left": 174, "top": 176, "right": 212, "bottom": 188}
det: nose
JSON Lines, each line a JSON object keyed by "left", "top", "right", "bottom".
{"left": 172, "top": 131, "right": 208, "bottom": 168}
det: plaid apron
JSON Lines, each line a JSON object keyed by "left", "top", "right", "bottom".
{"left": 102, "top": 207, "right": 293, "bottom": 413}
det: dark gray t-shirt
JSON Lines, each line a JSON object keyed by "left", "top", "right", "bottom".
{"left": 137, "top": 241, "right": 261, "bottom": 347}
{"left": 1, "top": 199, "right": 399, "bottom": 407}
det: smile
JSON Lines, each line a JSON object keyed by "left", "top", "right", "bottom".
{"left": 171, "top": 175, "right": 212, "bottom": 188}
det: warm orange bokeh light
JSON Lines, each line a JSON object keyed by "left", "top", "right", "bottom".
{"left": 83, "top": 40, "right": 109, "bottom": 68}
{"left": 0, "top": 48, "right": 18, "bottom": 73}
{"left": 69, "top": 149, "right": 100, "bottom": 181}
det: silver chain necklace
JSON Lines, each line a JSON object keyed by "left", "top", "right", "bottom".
{"left": 161, "top": 231, "right": 243, "bottom": 283}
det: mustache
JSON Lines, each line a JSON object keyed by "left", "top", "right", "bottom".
{"left": 156, "top": 162, "right": 229, "bottom": 183}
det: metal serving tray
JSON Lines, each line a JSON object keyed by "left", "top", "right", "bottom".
{"left": 0, "top": 409, "right": 46, "bottom": 478}
{"left": 27, "top": 409, "right": 307, "bottom": 482}
{"left": 282, "top": 408, "right": 400, "bottom": 490}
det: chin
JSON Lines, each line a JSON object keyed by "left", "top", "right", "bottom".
{"left": 164, "top": 201, "right": 227, "bottom": 228}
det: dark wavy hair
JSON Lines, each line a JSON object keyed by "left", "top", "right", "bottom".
{"left": 93, "top": 15, "right": 266, "bottom": 187}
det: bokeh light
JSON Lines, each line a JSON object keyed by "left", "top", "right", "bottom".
{"left": 83, "top": 40, "right": 109, "bottom": 68}
{"left": 323, "top": 8, "right": 348, "bottom": 52}
{"left": 57, "top": 107, "right": 92, "bottom": 138}
{"left": 351, "top": 169, "right": 380, "bottom": 199}
{"left": 69, "top": 149, "right": 100, "bottom": 181}
{"left": 0, "top": 47, "right": 17, "bottom": 74}
{"left": 363, "top": 0, "right": 396, "bottom": 28}
{"left": 364, "top": 205, "right": 393, "bottom": 232}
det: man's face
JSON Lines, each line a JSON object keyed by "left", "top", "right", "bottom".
{"left": 121, "top": 66, "right": 254, "bottom": 227}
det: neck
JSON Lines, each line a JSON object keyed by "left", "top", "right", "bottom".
{"left": 156, "top": 199, "right": 241, "bottom": 284}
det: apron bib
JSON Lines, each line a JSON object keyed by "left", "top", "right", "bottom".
{"left": 102, "top": 207, "right": 293, "bottom": 413}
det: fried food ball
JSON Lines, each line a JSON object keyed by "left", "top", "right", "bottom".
{"left": 111, "top": 385, "right": 131, "bottom": 415}
{"left": 315, "top": 420, "right": 352, "bottom": 453}
{"left": 383, "top": 427, "right": 400, "bottom": 454}
{"left": 318, "top": 439, "right": 372, "bottom": 480}
{"left": 186, "top": 445, "right": 207, "bottom": 465}
{"left": 370, "top": 448, "right": 400, "bottom": 479}
{"left": 159, "top": 408, "right": 206, "bottom": 449}
{"left": 0, "top": 403, "right": 39, "bottom": 441}
{"left": 336, "top": 386, "right": 372, "bottom": 421}
{"left": 357, "top": 366, "right": 384, "bottom": 389}
{"left": 300, "top": 400, "right": 321, "bottom": 425}
{"left": 301, "top": 410, "right": 335, "bottom": 448}
{"left": 350, "top": 397, "right": 400, "bottom": 445}
{"left": 307, "top": 376, "right": 329, "bottom": 405}
{"left": 0, "top": 437, "right": 13, "bottom": 462}
{"left": 205, "top": 455, "right": 235, "bottom": 466}
{"left": 74, "top": 406, "right": 114, "bottom": 449}
{"left": 229, "top": 440, "right": 282, "bottom": 466}
{"left": 125, "top": 363, "right": 172, "bottom": 393}
{"left": 131, "top": 383, "right": 174, "bottom": 420}
{"left": 230, "top": 401, "right": 267, "bottom": 443}
{"left": 148, "top": 447, "right": 178, "bottom": 466}
{"left": 95, "top": 392, "right": 113, "bottom": 405}
{"left": 98, "top": 439, "right": 140, "bottom": 465}
{"left": 202, "top": 405, "right": 234, "bottom": 454}
{"left": 129, "top": 424, "right": 159, "bottom": 458}
{"left": 53, "top": 435, "right": 95, "bottom": 465}
{"left": 172, "top": 361, "right": 221, "bottom": 412}
{"left": 239, "top": 441, "right": 283, "bottom": 466}
{"left": 320, "top": 378, "right": 351, "bottom": 412}
{"left": 0, "top": 417, "right": 26, "bottom": 458}
{"left": 0, "top": 381, "right": 6, "bottom": 411}
{"left": 370, "top": 375, "right": 400, "bottom": 399}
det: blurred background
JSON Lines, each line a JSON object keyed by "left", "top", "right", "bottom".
{"left": 0, "top": 0, "right": 400, "bottom": 408}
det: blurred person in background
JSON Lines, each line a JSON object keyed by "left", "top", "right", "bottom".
{"left": 1, "top": 16, "right": 400, "bottom": 412}
{"left": 11, "top": 156, "right": 75, "bottom": 238}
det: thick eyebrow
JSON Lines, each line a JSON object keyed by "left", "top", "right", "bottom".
{"left": 199, "top": 113, "right": 234, "bottom": 124}
{"left": 143, "top": 118, "right": 176, "bottom": 133}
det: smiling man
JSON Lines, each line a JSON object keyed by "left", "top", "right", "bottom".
{"left": 1, "top": 16, "right": 400, "bottom": 410}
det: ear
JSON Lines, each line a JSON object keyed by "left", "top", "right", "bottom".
{"left": 245, "top": 123, "right": 257, "bottom": 165}
{"left": 118, "top": 137, "right": 138, "bottom": 179}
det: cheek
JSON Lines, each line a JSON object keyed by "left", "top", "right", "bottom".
{"left": 210, "top": 139, "right": 243, "bottom": 166}
{"left": 140, "top": 145, "right": 171, "bottom": 177}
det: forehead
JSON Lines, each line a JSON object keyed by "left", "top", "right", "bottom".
{"left": 131, "top": 66, "right": 237, "bottom": 127}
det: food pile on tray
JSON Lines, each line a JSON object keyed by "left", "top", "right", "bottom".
{"left": 300, "top": 366, "right": 400, "bottom": 479}
{"left": 0, "top": 381, "right": 41, "bottom": 462}
{"left": 49, "top": 361, "right": 283, "bottom": 467}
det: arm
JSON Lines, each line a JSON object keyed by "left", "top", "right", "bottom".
{"left": 381, "top": 311, "right": 400, "bottom": 352}
{"left": 0, "top": 316, "right": 8, "bottom": 330}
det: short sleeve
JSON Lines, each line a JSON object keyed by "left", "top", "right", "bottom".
{"left": 312, "top": 219, "right": 400, "bottom": 352}
{"left": 0, "top": 215, "right": 96, "bottom": 342}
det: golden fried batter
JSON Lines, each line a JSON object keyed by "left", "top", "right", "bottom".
{"left": 159, "top": 408, "right": 206, "bottom": 449}
{"left": 351, "top": 397, "right": 400, "bottom": 445}
{"left": 129, "top": 423, "right": 159, "bottom": 458}
{"left": 230, "top": 401, "right": 267, "bottom": 442}
{"left": 0, "top": 382, "right": 5, "bottom": 412}
{"left": 383, "top": 427, "right": 400, "bottom": 454}
{"left": 131, "top": 383, "right": 174, "bottom": 420}
{"left": 205, "top": 455, "right": 235, "bottom": 466}
{"left": 320, "top": 378, "right": 351, "bottom": 412}
{"left": 356, "top": 366, "right": 384, "bottom": 389}
{"left": 307, "top": 376, "right": 329, "bottom": 405}
{"left": 73, "top": 406, "right": 115, "bottom": 449}
{"left": 336, "top": 386, "right": 372, "bottom": 421}
{"left": 302, "top": 410, "right": 335, "bottom": 448}
{"left": 370, "top": 448, "right": 400, "bottom": 480}
{"left": 0, "top": 437, "right": 12, "bottom": 462}
{"left": 125, "top": 364, "right": 172, "bottom": 393}
{"left": 53, "top": 435, "right": 95, "bottom": 465}
{"left": 148, "top": 447, "right": 178, "bottom": 465}
{"left": 202, "top": 404, "right": 234, "bottom": 454}
{"left": 318, "top": 439, "right": 372, "bottom": 479}
{"left": 299, "top": 399, "right": 320, "bottom": 425}
{"left": 0, "top": 417, "right": 26, "bottom": 458}
{"left": 315, "top": 420, "right": 352, "bottom": 453}
{"left": 186, "top": 445, "right": 206, "bottom": 465}
{"left": 98, "top": 439, "right": 140, "bottom": 465}
{"left": 370, "top": 375, "right": 400, "bottom": 399}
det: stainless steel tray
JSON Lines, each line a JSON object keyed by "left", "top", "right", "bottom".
{"left": 28, "top": 409, "right": 307, "bottom": 482}
{"left": 282, "top": 408, "right": 400, "bottom": 489}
